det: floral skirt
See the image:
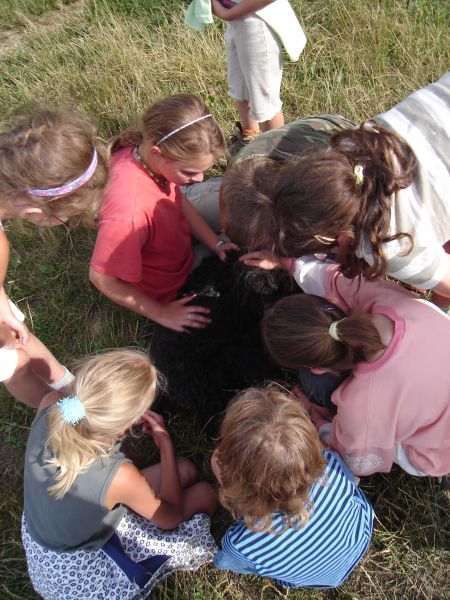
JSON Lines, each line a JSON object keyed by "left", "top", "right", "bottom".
{"left": 22, "top": 510, "right": 217, "bottom": 600}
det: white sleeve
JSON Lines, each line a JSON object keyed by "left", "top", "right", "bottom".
{"left": 292, "top": 256, "right": 331, "bottom": 296}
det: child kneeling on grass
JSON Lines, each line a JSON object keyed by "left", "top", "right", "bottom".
{"left": 0, "top": 107, "right": 108, "bottom": 406}
{"left": 22, "top": 350, "right": 218, "bottom": 600}
{"left": 211, "top": 386, "right": 373, "bottom": 588}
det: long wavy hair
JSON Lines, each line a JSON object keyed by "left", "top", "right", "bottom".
{"left": 271, "top": 122, "right": 416, "bottom": 280}
{"left": 216, "top": 385, "right": 326, "bottom": 533}
{"left": 46, "top": 350, "right": 158, "bottom": 499}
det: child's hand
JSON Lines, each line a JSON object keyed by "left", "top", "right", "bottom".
{"left": 0, "top": 323, "right": 21, "bottom": 350}
{"left": 215, "top": 241, "right": 240, "bottom": 262}
{"left": 158, "top": 294, "right": 211, "bottom": 332}
{"left": 309, "top": 404, "right": 334, "bottom": 426}
{"left": 140, "top": 411, "right": 171, "bottom": 448}
{"left": 1, "top": 314, "right": 29, "bottom": 345}
{"left": 240, "top": 251, "right": 290, "bottom": 271}
{"left": 211, "top": 0, "right": 232, "bottom": 20}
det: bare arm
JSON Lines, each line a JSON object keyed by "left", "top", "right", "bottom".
{"left": 106, "top": 413, "right": 183, "bottom": 530}
{"left": 430, "top": 255, "right": 450, "bottom": 298}
{"left": 181, "top": 196, "right": 238, "bottom": 261}
{"left": 211, "top": 0, "right": 275, "bottom": 21}
{"left": 0, "top": 229, "right": 29, "bottom": 343}
{"left": 89, "top": 267, "right": 211, "bottom": 332}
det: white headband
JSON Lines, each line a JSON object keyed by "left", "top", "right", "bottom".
{"left": 156, "top": 114, "right": 212, "bottom": 146}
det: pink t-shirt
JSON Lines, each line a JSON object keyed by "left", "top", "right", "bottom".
{"left": 91, "top": 147, "right": 193, "bottom": 303}
{"left": 293, "top": 257, "right": 450, "bottom": 477}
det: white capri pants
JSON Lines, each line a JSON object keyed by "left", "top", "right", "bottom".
{"left": 225, "top": 14, "right": 283, "bottom": 123}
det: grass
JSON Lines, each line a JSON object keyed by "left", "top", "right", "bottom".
{"left": 0, "top": 0, "right": 449, "bottom": 598}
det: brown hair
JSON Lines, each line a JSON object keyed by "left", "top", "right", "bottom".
{"left": 109, "top": 94, "right": 225, "bottom": 162}
{"left": 216, "top": 385, "right": 326, "bottom": 533}
{"left": 0, "top": 107, "right": 108, "bottom": 226}
{"left": 262, "top": 294, "right": 386, "bottom": 372}
{"left": 220, "top": 157, "right": 281, "bottom": 249}
{"left": 271, "top": 122, "right": 416, "bottom": 279}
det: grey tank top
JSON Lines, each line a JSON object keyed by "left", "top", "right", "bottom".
{"left": 24, "top": 406, "right": 130, "bottom": 552}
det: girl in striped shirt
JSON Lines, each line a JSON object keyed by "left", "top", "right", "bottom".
{"left": 211, "top": 386, "right": 373, "bottom": 588}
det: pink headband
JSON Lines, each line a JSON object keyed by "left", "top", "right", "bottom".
{"left": 156, "top": 114, "right": 212, "bottom": 146}
{"left": 26, "top": 147, "right": 98, "bottom": 197}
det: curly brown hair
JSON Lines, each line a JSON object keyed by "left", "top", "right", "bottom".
{"left": 270, "top": 122, "right": 416, "bottom": 280}
{"left": 215, "top": 386, "right": 327, "bottom": 533}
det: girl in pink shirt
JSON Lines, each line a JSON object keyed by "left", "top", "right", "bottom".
{"left": 90, "top": 94, "right": 237, "bottom": 333}
{"left": 262, "top": 257, "right": 450, "bottom": 477}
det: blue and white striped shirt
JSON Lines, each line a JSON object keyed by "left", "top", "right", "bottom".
{"left": 214, "top": 451, "right": 373, "bottom": 588}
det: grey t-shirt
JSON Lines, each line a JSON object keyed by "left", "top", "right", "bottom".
{"left": 24, "top": 406, "right": 130, "bottom": 552}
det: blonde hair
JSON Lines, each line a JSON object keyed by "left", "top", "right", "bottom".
{"left": 46, "top": 349, "right": 158, "bottom": 499}
{"left": 216, "top": 386, "right": 326, "bottom": 533}
{"left": 109, "top": 94, "right": 225, "bottom": 162}
{"left": 0, "top": 107, "right": 108, "bottom": 227}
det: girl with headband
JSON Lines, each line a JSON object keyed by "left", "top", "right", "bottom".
{"left": 21, "top": 349, "right": 218, "bottom": 599}
{"left": 0, "top": 107, "right": 108, "bottom": 406}
{"left": 90, "top": 94, "right": 237, "bottom": 333}
{"left": 262, "top": 256, "right": 450, "bottom": 478}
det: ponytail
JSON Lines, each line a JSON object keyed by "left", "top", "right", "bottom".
{"left": 262, "top": 294, "right": 385, "bottom": 372}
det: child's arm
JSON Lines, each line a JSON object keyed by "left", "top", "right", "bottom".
{"left": 181, "top": 197, "right": 238, "bottom": 261}
{"left": 106, "top": 413, "right": 183, "bottom": 530}
{"left": 0, "top": 229, "right": 28, "bottom": 344}
{"left": 211, "top": 0, "right": 275, "bottom": 21}
{"left": 89, "top": 268, "right": 211, "bottom": 332}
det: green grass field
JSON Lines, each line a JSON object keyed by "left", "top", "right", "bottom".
{"left": 0, "top": 0, "right": 449, "bottom": 598}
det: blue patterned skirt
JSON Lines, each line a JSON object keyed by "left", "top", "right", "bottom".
{"left": 22, "top": 510, "right": 217, "bottom": 599}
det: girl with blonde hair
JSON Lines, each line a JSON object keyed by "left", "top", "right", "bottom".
{"left": 211, "top": 385, "right": 373, "bottom": 588}
{"left": 22, "top": 349, "right": 218, "bottom": 600}
{"left": 0, "top": 107, "right": 108, "bottom": 406}
{"left": 90, "top": 93, "right": 238, "bottom": 333}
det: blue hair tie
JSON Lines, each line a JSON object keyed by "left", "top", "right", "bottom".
{"left": 57, "top": 395, "right": 86, "bottom": 425}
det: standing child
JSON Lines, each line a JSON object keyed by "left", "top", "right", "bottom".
{"left": 186, "top": 0, "right": 306, "bottom": 150}
{"left": 90, "top": 93, "right": 237, "bottom": 333}
{"left": 262, "top": 256, "right": 450, "bottom": 477}
{"left": 22, "top": 349, "right": 218, "bottom": 600}
{"left": 211, "top": 386, "right": 373, "bottom": 588}
{"left": 0, "top": 108, "right": 108, "bottom": 406}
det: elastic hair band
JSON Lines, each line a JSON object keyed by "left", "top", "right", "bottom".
{"left": 57, "top": 395, "right": 86, "bottom": 425}
{"left": 156, "top": 114, "right": 212, "bottom": 146}
{"left": 328, "top": 320, "right": 342, "bottom": 341}
{"left": 354, "top": 164, "right": 364, "bottom": 186}
{"left": 26, "top": 147, "right": 98, "bottom": 197}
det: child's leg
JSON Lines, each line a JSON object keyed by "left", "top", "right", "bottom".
{"left": 3, "top": 348, "right": 49, "bottom": 408}
{"left": 235, "top": 100, "right": 259, "bottom": 133}
{"left": 23, "top": 332, "right": 71, "bottom": 387}
{"left": 141, "top": 457, "right": 218, "bottom": 518}
{"left": 232, "top": 16, "right": 284, "bottom": 132}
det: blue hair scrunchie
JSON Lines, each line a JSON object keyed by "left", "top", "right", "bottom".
{"left": 57, "top": 395, "right": 86, "bottom": 425}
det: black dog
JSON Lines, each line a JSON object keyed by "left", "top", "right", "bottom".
{"left": 148, "top": 251, "right": 297, "bottom": 428}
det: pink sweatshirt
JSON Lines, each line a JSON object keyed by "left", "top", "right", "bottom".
{"left": 293, "top": 257, "right": 450, "bottom": 477}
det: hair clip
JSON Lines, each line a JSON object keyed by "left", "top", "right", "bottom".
{"left": 320, "top": 305, "right": 336, "bottom": 313}
{"left": 328, "top": 320, "right": 341, "bottom": 341}
{"left": 57, "top": 395, "right": 86, "bottom": 425}
{"left": 314, "top": 234, "right": 336, "bottom": 246}
{"left": 354, "top": 164, "right": 364, "bottom": 186}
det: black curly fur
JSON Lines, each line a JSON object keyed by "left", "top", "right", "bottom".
{"left": 147, "top": 251, "right": 297, "bottom": 428}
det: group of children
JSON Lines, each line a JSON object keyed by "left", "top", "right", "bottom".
{"left": 0, "top": 0, "right": 449, "bottom": 596}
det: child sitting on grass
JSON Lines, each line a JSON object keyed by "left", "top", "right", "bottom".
{"left": 90, "top": 93, "right": 237, "bottom": 333}
{"left": 22, "top": 350, "right": 218, "bottom": 600}
{"left": 0, "top": 107, "right": 108, "bottom": 406}
{"left": 211, "top": 385, "right": 373, "bottom": 588}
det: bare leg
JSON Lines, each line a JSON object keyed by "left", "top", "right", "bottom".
{"left": 3, "top": 349, "right": 49, "bottom": 408}
{"left": 235, "top": 99, "right": 259, "bottom": 132}
{"left": 260, "top": 109, "right": 284, "bottom": 132}
{"left": 141, "top": 457, "right": 218, "bottom": 519}
{"left": 24, "top": 332, "right": 66, "bottom": 384}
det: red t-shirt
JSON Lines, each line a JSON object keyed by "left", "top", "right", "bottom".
{"left": 91, "top": 147, "right": 193, "bottom": 303}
